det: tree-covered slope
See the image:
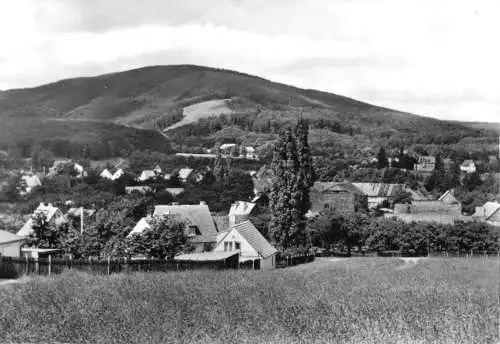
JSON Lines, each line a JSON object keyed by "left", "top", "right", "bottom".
{"left": 0, "top": 64, "right": 495, "bottom": 159}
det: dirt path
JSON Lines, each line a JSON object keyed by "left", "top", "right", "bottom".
{"left": 398, "top": 257, "right": 427, "bottom": 269}
{"left": 0, "top": 276, "right": 31, "bottom": 287}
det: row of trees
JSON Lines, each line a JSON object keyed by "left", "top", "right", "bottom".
{"left": 309, "top": 210, "right": 500, "bottom": 255}
{"left": 27, "top": 211, "right": 193, "bottom": 259}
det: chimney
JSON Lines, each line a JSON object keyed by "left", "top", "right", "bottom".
{"left": 200, "top": 201, "right": 206, "bottom": 205}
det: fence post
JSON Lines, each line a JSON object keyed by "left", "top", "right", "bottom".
{"left": 35, "top": 258, "right": 39, "bottom": 275}
{"left": 107, "top": 256, "right": 111, "bottom": 275}
{"left": 89, "top": 256, "right": 92, "bottom": 274}
{"left": 470, "top": 249, "right": 473, "bottom": 259}
{"left": 48, "top": 255, "right": 51, "bottom": 276}
{"left": 25, "top": 254, "right": 29, "bottom": 275}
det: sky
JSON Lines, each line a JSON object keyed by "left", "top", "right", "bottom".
{"left": 0, "top": 0, "right": 499, "bottom": 123}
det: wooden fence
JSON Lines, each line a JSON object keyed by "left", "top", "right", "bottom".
{"left": 0, "top": 256, "right": 239, "bottom": 279}
{"left": 276, "top": 253, "right": 315, "bottom": 268}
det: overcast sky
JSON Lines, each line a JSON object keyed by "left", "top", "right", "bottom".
{"left": 0, "top": 0, "right": 499, "bottom": 123}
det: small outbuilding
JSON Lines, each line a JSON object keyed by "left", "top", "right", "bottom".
{"left": 0, "top": 230, "right": 26, "bottom": 257}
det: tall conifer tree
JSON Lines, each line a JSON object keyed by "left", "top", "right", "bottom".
{"left": 377, "top": 147, "right": 389, "bottom": 169}
{"left": 213, "top": 150, "right": 228, "bottom": 183}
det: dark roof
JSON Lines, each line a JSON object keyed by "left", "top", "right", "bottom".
{"left": 66, "top": 208, "right": 96, "bottom": 217}
{"left": 352, "top": 183, "right": 404, "bottom": 197}
{"left": 174, "top": 251, "right": 238, "bottom": 261}
{"left": 154, "top": 204, "right": 218, "bottom": 238}
{"left": 312, "top": 182, "right": 362, "bottom": 194}
{"left": 212, "top": 215, "right": 230, "bottom": 233}
{"left": 232, "top": 221, "right": 277, "bottom": 258}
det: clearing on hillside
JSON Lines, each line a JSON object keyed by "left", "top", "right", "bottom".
{"left": 164, "top": 99, "right": 233, "bottom": 131}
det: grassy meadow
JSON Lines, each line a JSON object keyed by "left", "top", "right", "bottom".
{"left": 0, "top": 258, "right": 498, "bottom": 344}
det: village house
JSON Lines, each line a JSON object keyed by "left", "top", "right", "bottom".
{"left": 0, "top": 229, "right": 26, "bottom": 257}
{"left": 100, "top": 168, "right": 124, "bottom": 181}
{"left": 351, "top": 183, "right": 404, "bottom": 209}
{"left": 473, "top": 201, "right": 500, "bottom": 227}
{"left": 128, "top": 202, "right": 219, "bottom": 252}
{"left": 460, "top": 160, "right": 476, "bottom": 174}
{"left": 213, "top": 220, "right": 278, "bottom": 270}
{"left": 165, "top": 187, "right": 185, "bottom": 196}
{"left": 219, "top": 143, "right": 237, "bottom": 155}
{"left": 17, "top": 202, "right": 67, "bottom": 237}
{"left": 137, "top": 170, "right": 157, "bottom": 182}
{"left": 309, "top": 182, "right": 361, "bottom": 216}
{"left": 48, "top": 160, "right": 87, "bottom": 178}
{"left": 48, "top": 159, "right": 72, "bottom": 175}
{"left": 414, "top": 156, "right": 435, "bottom": 175}
{"left": 438, "top": 189, "right": 460, "bottom": 205}
{"left": 73, "top": 163, "right": 87, "bottom": 178}
{"left": 251, "top": 165, "right": 273, "bottom": 197}
{"left": 178, "top": 168, "right": 194, "bottom": 183}
{"left": 125, "top": 186, "right": 152, "bottom": 195}
{"left": 228, "top": 201, "right": 257, "bottom": 227}
{"left": 65, "top": 207, "right": 96, "bottom": 218}
{"left": 20, "top": 174, "right": 42, "bottom": 194}
{"left": 244, "top": 146, "right": 258, "bottom": 160}
{"left": 390, "top": 190, "right": 462, "bottom": 224}
{"left": 153, "top": 165, "right": 162, "bottom": 174}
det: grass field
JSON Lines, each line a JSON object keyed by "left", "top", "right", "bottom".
{"left": 165, "top": 99, "right": 233, "bottom": 131}
{"left": 0, "top": 258, "right": 498, "bottom": 344}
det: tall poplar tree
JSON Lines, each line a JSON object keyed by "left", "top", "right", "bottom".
{"left": 269, "top": 120, "right": 315, "bottom": 250}
{"left": 269, "top": 129, "right": 299, "bottom": 248}
{"left": 295, "top": 118, "right": 315, "bottom": 244}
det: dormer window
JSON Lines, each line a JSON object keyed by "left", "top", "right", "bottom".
{"left": 187, "top": 225, "right": 201, "bottom": 237}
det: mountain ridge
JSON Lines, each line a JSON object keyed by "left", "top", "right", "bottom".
{"left": 0, "top": 64, "right": 495, "bottom": 160}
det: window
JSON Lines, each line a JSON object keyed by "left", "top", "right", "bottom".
{"left": 324, "top": 203, "right": 330, "bottom": 209}
{"left": 187, "top": 226, "right": 196, "bottom": 236}
{"left": 235, "top": 242, "right": 241, "bottom": 250}
{"left": 229, "top": 242, "right": 233, "bottom": 251}
{"left": 224, "top": 242, "right": 229, "bottom": 252}
{"left": 187, "top": 226, "right": 200, "bottom": 237}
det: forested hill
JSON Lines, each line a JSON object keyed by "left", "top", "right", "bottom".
{"left": 0, "top": 65, "right": 496, "bottom": 159}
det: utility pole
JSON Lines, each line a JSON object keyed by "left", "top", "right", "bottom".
{"left": 80, "top": 206, "right": 84, "bottom": 234}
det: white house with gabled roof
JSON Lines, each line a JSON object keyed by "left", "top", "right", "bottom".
{"left": 214, "top": 220, "right": 277, "bottom": 269}
{"left": 17, "top": 202, "right": 67, "bottom": 237}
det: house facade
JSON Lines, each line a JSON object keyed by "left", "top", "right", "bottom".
{"left": 310, "top": 182, "right": 358, "bottom": 215}
{"left": 20, "top": 174, "right": 42, "bottom": 194}
{"left": 460, "top": 160, "right": 476, "bottom": 174}
{"left": 351, "top": 183, "right": 404, "bottom": 209}
{"left": 473, "top": 201, "right": 500, "bottom": 227}
{"left": 391, "top": 190, "right": 462, "bottom": 224}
